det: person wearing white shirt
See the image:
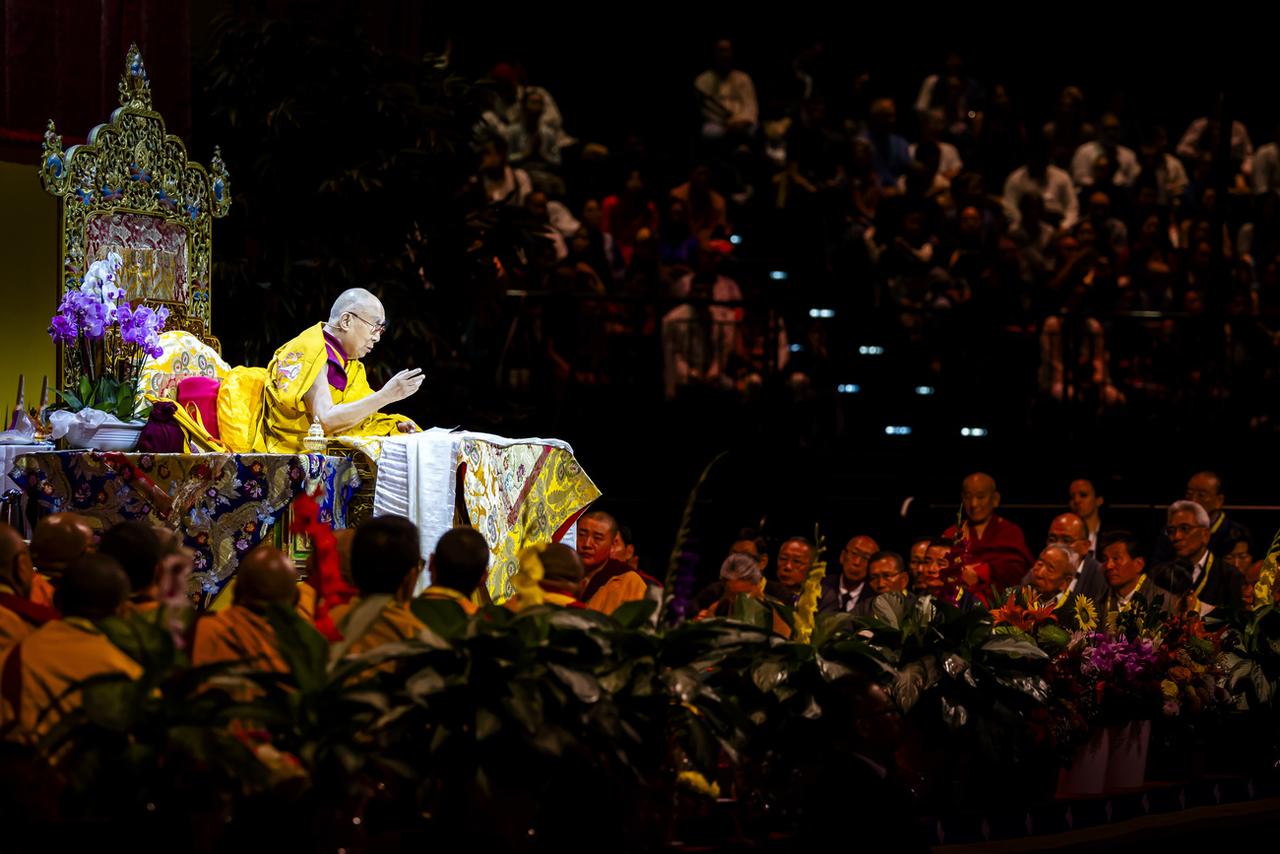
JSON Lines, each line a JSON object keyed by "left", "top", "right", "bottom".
{"left": 910, "top": 108, "right": 964, "bottom": 179}
{"left": 1252, "top": 136, "right": 1280, "bottom": 195}
{"left": 694, "top": 39, "right": 758, "bottom": 139}
{"left": 1003, "top": 150, "right": 1079, "bottom": 230}
{"left": 1071, "top": 114, "right": 1141, "bottom": 188}
{"left": 1177, "top": 115, "right": 1253, "bottom": 175}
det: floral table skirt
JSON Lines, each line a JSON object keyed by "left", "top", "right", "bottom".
{"left": 10, "top": 450, "right": 358, "bottom": 604}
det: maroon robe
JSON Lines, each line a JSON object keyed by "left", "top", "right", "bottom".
{"left": 942, "top": 515, "right": 1034, "bottom": 593}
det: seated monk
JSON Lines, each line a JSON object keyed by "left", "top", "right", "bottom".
{"left": 418, "top": 528, "right": 489, "bottom": 615}
{"left": 193, "top": 545, "right": 310, "bottom": 673}
{"left": 577, "top": 511, "right": 662, "bottom": 614}
{"left": 695, "top": 553, "right": 791, "bottom": 637}
{"left": 0, "top": 524, "right": 60, "bottom": 651}
{"left": 261, "top": 287, "right": 424, "bottom": 453}
{"left": 0, "top": 554, "right": 142, "bottom": 742}
{"left": 330, "top": 515, "right": 426, "bottom": 654}
{"left": 97, "top": 521, "right": 165, "bottom": 616}
{"left": 27, "top": 512, "right": 96, "bottom": 607}
{"left": 507, "top": 543, "right": 588, "bottom": 611}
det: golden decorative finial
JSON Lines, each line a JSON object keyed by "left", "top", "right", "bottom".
{"left": 302, "top": 417, "right": 328, "bottom": 454}
{"left": 118, "top": 43, "right": 152, "bottom": 110}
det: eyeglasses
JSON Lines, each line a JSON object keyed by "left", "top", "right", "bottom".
{"left": 347, "top": 310, "right": 388, "bottom": 334}
{"left": 869, "top": 570, "right": 904, "bottom": 582}
{"left": 1165, "top": 524, "right": 1205, "bottom": 538}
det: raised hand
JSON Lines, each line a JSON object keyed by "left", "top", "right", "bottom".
{"left": 383, "top": 368, "right": 424, "bottom": 403}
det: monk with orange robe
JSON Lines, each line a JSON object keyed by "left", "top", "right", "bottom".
{"left": 329, "top": 515, "right": 425, "bottom": 654}
{"left": 192, "top": 545, "right": 306, "bottom": 673}
{"left": 0, "top": 554, "right": 141, "bottom": 742}
{"left": 418, "top": 528, "right": 488, "bottom": 616}
{"left": 27, "top": 512, "right": 96, "bottom": 607}
{"left": 578, "top": 511, "right": 661, "bottom": 614}
{"left": 0, "top": 524, "right": 60, "bottom": 651}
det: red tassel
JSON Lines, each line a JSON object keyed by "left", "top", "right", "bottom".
{"left": 289, "top": 487, "right": 355, "bottom": 642}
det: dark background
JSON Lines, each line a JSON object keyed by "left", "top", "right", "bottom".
{"left": 4, "top": 2, "right": 1278, "bottom": 573}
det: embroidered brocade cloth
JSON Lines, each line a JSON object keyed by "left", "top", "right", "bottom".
{"left": 10, "top": 450, "right": 358, "bottom": 602}
{"left": 372, "top": 430, "right": 601, "bottom": 602}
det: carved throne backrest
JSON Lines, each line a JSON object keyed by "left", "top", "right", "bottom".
{"left": 39, "top": 43, "right": 231, "bottom": 394}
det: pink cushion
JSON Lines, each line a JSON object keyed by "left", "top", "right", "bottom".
{"left": 177, "top": 376, "right": 222, "bottom": 439}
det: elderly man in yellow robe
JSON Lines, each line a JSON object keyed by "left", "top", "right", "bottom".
{"left": 262, "top": 288, "right": 424, "bottom": 452}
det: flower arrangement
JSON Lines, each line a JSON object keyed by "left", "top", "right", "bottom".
{"left": 1154, "top": 613, "right": 1229, "bottom": 718}
{"left": 48, "top": 251, "right": 168, "bottom": 421}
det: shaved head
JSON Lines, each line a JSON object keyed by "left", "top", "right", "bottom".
{"left": 581, "top": 510, "right": 619, "bottom": 538}
{"left": 0, "top": 523, "right": 34, "bottom": 596}
{"left": 30, "top": 513, "right": 95, "bottom": 577}
{"left": 55, "top": 553, "right": 129, "bottom": 620}
{"left": 235, "top": 546, "right": 300, "bottom": 610}
{"left": 962, "top": 472, "right": 997, "bottom": 493}
{"left": 961, "top": 472, "right": 1001, "bottom": 526}
{"left": 328, "top": 287, "right": 381, "bottom": 323}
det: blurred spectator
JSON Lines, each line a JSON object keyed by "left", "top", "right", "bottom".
{"left": 670, "top": 163, "right": 731, "bottom": 242}
{"left": 477, "top": 136, "right": 532, "bottom": 206}
{"left": 1003, "top": 145, "right": 1079, "bottom": 229}
{"left": 694, "top": 39, "right": 759, "bottom": 140}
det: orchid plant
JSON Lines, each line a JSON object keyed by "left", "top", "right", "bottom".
{"left": 48, "top": 252, "right": 168, "bottom": 422}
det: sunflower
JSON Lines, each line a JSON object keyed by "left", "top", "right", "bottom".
{"left": 1073, "top": 595, "right": 1099, "bottom": 632}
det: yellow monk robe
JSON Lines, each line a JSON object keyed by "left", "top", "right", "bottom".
{"left": 260, "top": 322, "right": 417, "bottom": 454}
{"left": 418, "top": 586, "right": 479, "bottom": 615}
{"left": 0, "top": 584, "right": 60, "bottom": 652}
{"left": 192, "top": 606, "right": 290, "bottom": 673}
{"left": 0, "top": 618, "right": 143, "bottom": 741}
{"left": 585, "top": 573, "right": 649, "bottom": 615}
{"left": 329, "top": 598, "right": 425, "bottom": 655}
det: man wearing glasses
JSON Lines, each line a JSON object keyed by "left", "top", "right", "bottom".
{"left": 1020, "top": 512, "right": 1108, "bottom": 603}
{"left": 262, "top": 288, "right": 423, "bottom": 455}
{"left": 866, "top": 552, "right": 909, "bottom": 596}
{"left": 818, "top": 535, "right": 879, "bottom": 615}
{"left": 1149, "top": 500, "right": 1244, "bottom": 614}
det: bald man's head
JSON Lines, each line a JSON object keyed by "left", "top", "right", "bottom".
{"left": 0, "top": 523, "right": 34, "bottom": 596}
{"left": 961, "top": 472, "right": 1000, "bottom": 525}
{"left": 55, "top": 553, "right": 129, "bottom": 620}
{"left": 235, "top": 546, "right": 300, "bottom": 610}
{"left": 30, "top": 513, "right": 95, "bottom": 577}
{"left": 328, "top": 287, "right": 379, "bottom": 323}
{"left": 326, "top": 288, "right": 385, "bottom": 358}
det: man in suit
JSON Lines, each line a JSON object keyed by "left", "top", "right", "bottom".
{"left": 818, "top": 534, "right": 878, "bottom": 615}
{"left": 1150, "top": 500, "right": 1244, "bottom": 614}
{"left": 1021, "top": 512, "right": 1108, "bottom": 602}
{"left": 1152, "top": 471, "right": 1252, "bottom": 564}
{"left": 1098, "top": 530, "right": 1173, "bottom": 619}
{"left": 767, "top": 537, "right": 816, "bottom": 605}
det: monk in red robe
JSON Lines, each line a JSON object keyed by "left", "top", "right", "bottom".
{"left": 0, "top": 524, "right": 59, "bottom": 651}
{"left": 942, "top": 472, "right": 1033, "bottom": 599}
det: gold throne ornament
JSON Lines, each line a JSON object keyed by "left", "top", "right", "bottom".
{"left": 39, "top": 43, "right": 231, "bottom": 396}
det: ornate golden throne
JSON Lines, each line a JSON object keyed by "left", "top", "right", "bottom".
{"left": 26, "top": 45, "right": 373, "bottom": 604}
{"left": 40, "top": 43, "right": 230, "bottom": 382}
